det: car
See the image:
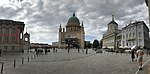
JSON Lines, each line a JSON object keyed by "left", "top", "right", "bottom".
{"left": 125, "top": 49, "right": 131, "bottom": 53}
{"left": 96, "top": 49, "right": 103, "bottom": 53}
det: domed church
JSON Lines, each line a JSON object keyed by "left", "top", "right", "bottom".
{"left": 58, "top": 12, "right": 85, "bottom": 49}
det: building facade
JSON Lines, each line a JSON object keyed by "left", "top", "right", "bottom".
{"left": 121, "top": 21, "right": 150, "bottom": 49}
{"left": 0, "top": 19, "right": 29, "bottom": 51}
{"left": 102, "top": 14, "right": 119, "bottom": 49}
{"left": 145, "top": 0, "right": 150, "bottom": 28}
{"left": 58, "top": 13, "right": 85, "bottom": 49}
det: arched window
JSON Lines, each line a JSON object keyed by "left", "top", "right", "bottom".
{"left": 139, "top": 32, "right": 141, "bottom": 37}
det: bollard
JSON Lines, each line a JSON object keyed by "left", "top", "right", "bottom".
{"left": 14, "top": 59, "right": 16, "bottom": 68}
{"left": 116, "top": 52, "right": 117, "bottom": 55}
{"left": 22, "top": 57, "right": 24, "bottom": 64}
{"left": 1, "top": 62, "right": 4, "bottom": 73}
{"left": 28, "top": 56, "right": 29, "bottom": 62}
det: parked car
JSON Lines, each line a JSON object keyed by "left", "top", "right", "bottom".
{"left": 125, "top": 49, "right": 131, "bottom": 53}
{"left": 96, "top": 49, "right": 103, "bottom": 53}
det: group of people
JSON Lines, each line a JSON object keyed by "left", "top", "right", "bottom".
{"left": 130, "top": 46, "right": 144, "bottom": 70}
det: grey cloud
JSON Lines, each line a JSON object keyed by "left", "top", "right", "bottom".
{"left": 0, "top": 0, "right": 148, "bottom": 44}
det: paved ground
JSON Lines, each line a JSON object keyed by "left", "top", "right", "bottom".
{"left": 0, "top": 49, "right": 150, "bottom": 74}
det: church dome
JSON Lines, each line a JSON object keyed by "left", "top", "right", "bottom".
{"left": 68, "top": 16, "right": 80, "bottom": 24}
{"left": 67, "top": 13, "right": 80, "bottom": 27}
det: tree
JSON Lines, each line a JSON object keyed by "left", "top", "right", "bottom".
{"left": 93, "top": 39, "right": 99, "bottom": 48}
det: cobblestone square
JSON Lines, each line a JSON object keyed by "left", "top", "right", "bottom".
{"left": 0, "top": 49, "right": 150, "bottom": 74}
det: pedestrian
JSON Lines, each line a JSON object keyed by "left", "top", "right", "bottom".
{"left": 136, "top": 46, "right": 144, "bottom": 70}
{"left": 45, "top": 49, "right": 47, "bottom": 55}
{"left": 68, "top": 49, "right": 70, "bottom": 54}
{"left": 131, "top": 48, "right": 135, "bottom": 62}
{"left": 86, "top": 48, "right": 88, "bottom": 54}
{"left": 82, "top": 49, "right": 84, "bottom": 53}
{"left": 56, "top": 49, "right": 58, "bottom": 53}
{"left": 78, "top": 48, "right": 80, "bottom": 53}
{"left": 53, "top": 48, "right": 55, "bottom": 53}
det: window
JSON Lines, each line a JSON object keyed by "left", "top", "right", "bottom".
{"left": 126, "top": 42, "right": 128, "bottom": 46}
{"left": 74, "top": 28, "right": 76, "bottom": 31}
{"left": 122, "top": 35, "right": 124, "bottom": 39}
{"left": 2, "top": 37, "right": 4, "bottom": 43}
{"left": 5, "top": 37, "right": 9, "bottom": 43}
{"left": 139, "top": 32, "right": 141, "bottom": 37}
{"left": 4, "top": 46, "right": 8, "bottom": 51}
{"left": 12, "top": 37, "right": 16, "bottom": 43}
{"left": 139, "top": 39, "right": 142, "bottom": 45}
{"left": 133, "top": 41, "right": 135, "bottom": 45}
{"left": 0, "top": 28, "right": 2, "bottom": 34}
{"left": 12, "top": 28, "right": 16, "bottom": 34}
{"left": 129, "top": 29, "right": 130, "bottom": 31}
{"left": 133, "top": 32, "right": 135, "bottom": 37}
{"left": 129, "top": 33, "right": 131, "bottom": 37}
{"left": 138, "top": 26, "right": 141, "bottom": 29}
{"left": 0, "top": 37, "right": 1, "bottom": 43}
{"left": 6, "top": 28, "right": 9, "bottom": 34}
{"left": 70, "top": 28, "right": 72, "bottom": 31}
{"left": 132, "top": 27, "right": 134, "bottom": 31}
{"left": 12, "top": 46, "right": 15, "bottom": 50}
{"left": 126, "top": 34, "right": 128, "bottom": 38}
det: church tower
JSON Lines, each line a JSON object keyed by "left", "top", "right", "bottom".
{"left": 23, "top": 29, "right": 30, "bottom": 51}
{"left": 102, "top": 14, "right": 118, "bottom": 49}
{"left": 107, "top": 14, "right": 118, "bottom": 33}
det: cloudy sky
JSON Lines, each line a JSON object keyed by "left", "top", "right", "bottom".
{"left": 0, "top": 0, "right": 148, "bottom": 44}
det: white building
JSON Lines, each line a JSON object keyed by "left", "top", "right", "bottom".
{"left": 121, "top": 21, "right": 150, "bottom": 49}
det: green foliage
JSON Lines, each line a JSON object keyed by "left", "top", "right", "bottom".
{"left": 84, "top": 41, "right": 91, "bottom": 48}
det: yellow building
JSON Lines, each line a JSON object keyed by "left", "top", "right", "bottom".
{"left": 58, "top": 12, "right": 85, "bottom": 49}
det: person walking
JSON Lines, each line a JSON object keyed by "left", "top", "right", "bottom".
{"left": 86, "top": 48, "right": 88, "bottom": 54}
{"left": 136, "top": 46, "right": 144, "bottom": 70}
{"left": 131, "top": 49, "right": 135, "bottom": 62}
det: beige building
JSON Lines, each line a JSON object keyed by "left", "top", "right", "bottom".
{"left": 58, "top": 13, "right": 85, "bottom": 49}
{"left": 145, "top": 0, "right": 150, "bottom": 27}
{"left": 102, "top": 14, "right": 119, "bottom": 49}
